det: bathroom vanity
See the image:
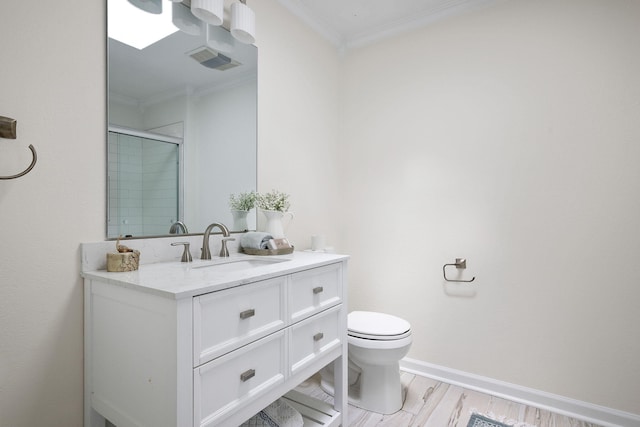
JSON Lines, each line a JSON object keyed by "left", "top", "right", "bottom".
{"left": 82, "top": 244, "right": 348, "bottom": 427}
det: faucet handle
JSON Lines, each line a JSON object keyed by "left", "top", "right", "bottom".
{"left": 220, "top": 237, "right": 236, "bottom": 258}
{"left": 171, "top": 242, "right": 193, "bottom": 263}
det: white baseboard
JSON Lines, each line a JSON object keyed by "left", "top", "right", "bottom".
{"left": 399, "top": 358, "right": 640, "bottom": 427}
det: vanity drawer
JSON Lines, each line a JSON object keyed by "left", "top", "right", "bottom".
{"left": 193, "top": 276, "right": 286, "bottom": 366}
{"left": 289, "top": 263, "right": 342, "bottom": 323}
{"left": 290, "top": 305, "right": 342, "bottom": 375}
{"left": 194, "top": 330, "right": 286, "bottom": 427}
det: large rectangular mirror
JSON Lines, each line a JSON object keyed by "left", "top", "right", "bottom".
{"left": 107, "top": 0, "right": 257, "bottom": 238}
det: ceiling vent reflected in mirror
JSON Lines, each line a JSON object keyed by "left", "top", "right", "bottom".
{"left": 187, "top": 46, "right": 241, "bottom": 70}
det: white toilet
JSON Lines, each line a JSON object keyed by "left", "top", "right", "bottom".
{"left": 319, "top": 311, "right": 412, "bottom": 414}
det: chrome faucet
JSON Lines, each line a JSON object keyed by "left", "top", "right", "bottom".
{"left": 201, "top": 222, "right": 235, "bottom": 259}
{"left": 169, "top": 221, "right": 189, "bottom": 234}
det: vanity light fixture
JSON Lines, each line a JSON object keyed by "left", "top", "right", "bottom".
{"left": 230, "top": 0, "right": 256, "bottom": 44}
{"left": 127, "top": 0, "right": 162, "bottom": 14}
{"left": 172, "top": 2, "right": 202, "bottom": 36}
{"left": 191, "top": 0, "right": 224, "bottom": 26}
{"left": 206, "top": 24, "right": 236, "bottom": 53}
{"left": 124, "top": 0, "right": 256, "bottom": 45}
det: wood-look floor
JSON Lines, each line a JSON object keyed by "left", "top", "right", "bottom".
{"left": 294, "top": 372, "right": 604, "bottom": 427}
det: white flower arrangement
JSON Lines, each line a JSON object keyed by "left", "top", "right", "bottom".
{"left": 257, "top": 189, "right": 290, "bottom": 212}
{"left": 229, "top": 191, "right": 257, "bottom": 211}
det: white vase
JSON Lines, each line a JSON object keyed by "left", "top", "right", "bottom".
{"left": 230, "top": 209, "right": 249, "bottom": 231}
{"left": 261, "top": 209, "right": 294, "bottom": 238}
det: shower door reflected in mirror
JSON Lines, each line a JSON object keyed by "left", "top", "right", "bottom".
{"left": 107, "top": 128, "right": 181, "bottom": 238}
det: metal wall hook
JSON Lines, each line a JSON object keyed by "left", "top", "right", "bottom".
{"left": 443, "top": 258, "right": 476, "bottom": 283}
{"left": 0, "top": 144, "right": 37, "bottom": 180}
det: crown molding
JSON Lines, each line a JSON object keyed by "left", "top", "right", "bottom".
{"left": 109, "top": 70, "right": 255, "bottom": 110}
{"left": 345, "top": 0, "right": 503, "bottom": 49}
{"left": 274, "top": 0, "right": 345, "bottom": 48}
{"left": 275, "top": 0, "right": 504, "bottom": 51}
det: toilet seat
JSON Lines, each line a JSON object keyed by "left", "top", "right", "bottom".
{"left": 349, "top": 330, "right": 412, "bottom": 340}
{"left": 348, "top": 311, "right": 411, "bottom": 341}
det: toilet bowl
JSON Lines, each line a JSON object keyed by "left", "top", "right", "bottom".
{"left": 319, "top": 311, "right": 412, "bottom": 414}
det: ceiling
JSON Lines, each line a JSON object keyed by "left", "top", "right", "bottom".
{"left": 275, "top": 0, "right": 504, "bottom": 50}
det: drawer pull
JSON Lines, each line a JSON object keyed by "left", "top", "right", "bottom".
{"left": 240, "top": 369, "right": 255, "bottom": 382}
{"left": 313, "top": 332, "right": 324, "bottom": 341}
{"left": 239, "top": 309, "right": 255, "bottom": 319}
{"left": 313, "top": 286, "right": 324, "bottom": 294}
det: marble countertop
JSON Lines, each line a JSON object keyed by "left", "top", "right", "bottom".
{"left": 81, "top": 251, "right": 348, "bottom": 299}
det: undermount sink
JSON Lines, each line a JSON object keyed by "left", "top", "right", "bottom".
{"left": 193, "top": 257, "right": 288, "bottom": 272}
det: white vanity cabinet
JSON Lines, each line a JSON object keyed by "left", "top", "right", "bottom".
{"left": 83, "top": 252, "right": 348, "bottom": 427}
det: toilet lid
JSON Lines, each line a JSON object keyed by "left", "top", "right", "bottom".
{"left": 348, "top": 311, "right": 411, "bottom": 340}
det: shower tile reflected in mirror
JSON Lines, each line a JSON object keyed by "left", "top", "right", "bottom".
{"left": 108, "top": 129, "right": 180, "bottom": 238}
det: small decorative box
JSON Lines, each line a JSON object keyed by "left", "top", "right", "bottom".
{"left": 106, "top": 237, "right": 140, "bottom": 272}
{"left": 107, "top": 251, "right": 140, "bottom": 272}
